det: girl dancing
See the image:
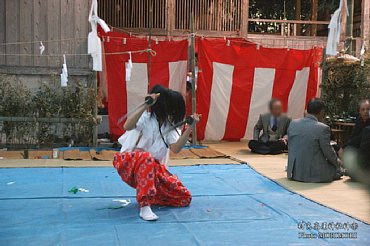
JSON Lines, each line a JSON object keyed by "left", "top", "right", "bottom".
{"left": 113, "top": 84, "right": 200, "bottom": 221}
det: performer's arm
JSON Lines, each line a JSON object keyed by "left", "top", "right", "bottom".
{"left": 124, "top": 93, "right": 159, "bottom": 131}
{"left": 170, "top": 114, "right": 200, "bottom": 153}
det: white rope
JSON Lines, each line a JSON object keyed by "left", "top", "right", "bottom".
{"left": 0, "top": 37, "right": 87, "bottom": 46}
{"left": 0, "top": 49, "right": 157, "bottom": 57}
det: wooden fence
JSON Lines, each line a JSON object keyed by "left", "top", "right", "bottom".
{"left": 0, "top": 0, "right": 92, "bottom": 69}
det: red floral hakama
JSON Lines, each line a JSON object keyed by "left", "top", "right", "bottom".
{"left": 113, "top": 151, "right": 192, "bottom": 208}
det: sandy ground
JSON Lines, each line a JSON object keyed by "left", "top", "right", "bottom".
{"left": 206, "top": 141, "right": 370, "bottom": 224}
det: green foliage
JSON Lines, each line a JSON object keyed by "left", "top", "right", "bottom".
{"left": 248, "top": 0, "right": 339, "bottom": 34}
{"left": 321, "top": 53, "right": 370, "bottom": 121}
{"left": 0, "top": 75, "right": 96, "bottom": 148}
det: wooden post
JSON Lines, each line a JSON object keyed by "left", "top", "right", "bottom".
{"left": 166, "top": 0, "right": 175, "bottom": 36}
{"left": 362, "top": 0, "right": 370, "bottom": 46}
{"left": 295, "top": 0, "right": 301, "bottom": 35}
{"left": 190, "top": 13, "right": 197, "bottom": 145}
{"left": 147, "top": 0, "right": 153, "bottom": 89}
{"left": 310, "top": 0, "right": 318, "bottom": 36}
{"left": 346, "top": 0, "right": 354, "bottom": 54}
{"left": 91, "top": 72, "right": 98, "bottom": 147}
{"left": 240, "top": 0, "right": 249, "bottom": 38}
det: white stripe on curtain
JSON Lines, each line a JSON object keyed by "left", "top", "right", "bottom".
{"left": 126, "top": 63, "right": 148, "bottom": 115}
{"left": 205, "top": 62, "right": 234, "bottom": 140}
{"left": 244, "top": 68, "right": 276, "bottom": 140}
{"left": 169, "top": 60, "right": 187, "bottom": 97}
{"left": 288, "top": 67, "right": 310, "bottom": 119}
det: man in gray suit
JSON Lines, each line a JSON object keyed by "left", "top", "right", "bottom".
{"left": 287, "top": 98, "right": 343, "bottom": 183}
{"left": 248, "top": 99, "right": 291, "bottom": 155}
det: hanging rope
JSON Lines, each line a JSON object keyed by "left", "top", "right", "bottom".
{"left": 0, "top": 49, "right": 156, "bottom": 57}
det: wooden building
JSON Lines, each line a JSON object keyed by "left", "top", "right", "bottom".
{"left": 0, "top": 0, "right": 369, "bottom": 73}
{"left": 0, "top": 0, "right": 369, "bottom": 148}
{"left": 0, "top": 0, "right": 93, "bottom": 85}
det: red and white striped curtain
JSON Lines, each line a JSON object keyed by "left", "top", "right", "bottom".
{"left": 101, "top": 31, "right": 188, "bottom": 140}
{"left": 196, "top": 39, "right": 323, "bottom": 141}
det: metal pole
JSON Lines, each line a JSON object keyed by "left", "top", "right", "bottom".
{"left": 190, "top": 13, "right": 197, "bottom": 145}
{"left": 147, "top": 0, "right": 153, "bottom": 89}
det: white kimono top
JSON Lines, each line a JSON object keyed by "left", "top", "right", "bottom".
{"left": 118, "top": 112, "right": 180, "bottom": 166}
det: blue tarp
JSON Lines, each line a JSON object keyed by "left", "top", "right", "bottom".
{"left": 0, "top": 165, "right": 369, "bottom": 245}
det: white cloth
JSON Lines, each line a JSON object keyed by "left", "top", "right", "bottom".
{"left": 60, "top": 55, "right": 68, "bottom": 87}
{"left": 118, "top": 112, "right": 180, "bottom": 166}
{"left": 88, "top": 0, "right": 110, "bottom": 71}
{"left": 125, "top": 52, "right": 133, "bottom": 81}
{"left": 326, "top": 0, "right": 348, "bottom": 56}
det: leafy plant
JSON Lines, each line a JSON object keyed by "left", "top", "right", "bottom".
{"left": 321, "top": 53, "right": 370, "bottom": 122}
{"left": 0, "top": 74, "right": 96, "bottom": 149}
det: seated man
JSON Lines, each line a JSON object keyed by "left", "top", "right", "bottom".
{"left": 287, "top": 98, "right": 342, "bottom": 183}
{"left": 360, "top": 126, "right": 370, "bottom": 168}
{"left": 345, "top": 99, "right": 370, "bottom": 148}
{"left": 343, "top": 126, "right": 370, "bottom": 182}
{"left": 248, "top": 99, "right": 291, "bottom": 155}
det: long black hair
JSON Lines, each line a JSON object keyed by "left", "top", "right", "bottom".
{"left": 167, "top": 90, "right": 186, "bottom": 124}
{"left": 149, "top": 84, "right": 186, "bottom": 126}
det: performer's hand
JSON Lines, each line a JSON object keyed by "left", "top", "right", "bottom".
{"left": 190, "top": 114, "right": 201, "bottom": 126}
{"left": 145, "top": 93, "right": 160, "bottom": 106}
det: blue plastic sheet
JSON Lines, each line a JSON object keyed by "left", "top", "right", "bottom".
{"left": 0, "top": 165, "right": 369, "bottom": 246}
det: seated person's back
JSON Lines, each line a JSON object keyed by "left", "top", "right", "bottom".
{"left": 287, "top": 98, "right": 341, "bottom": 183}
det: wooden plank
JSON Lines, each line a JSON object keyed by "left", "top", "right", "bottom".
{"left": 19, "top": 0, "right": 34, "bottom": 66}
{"left": 60, "top": 0, "right": 75, "bottom": 67}
{"left": 240, "top": 0, "right": 249, "bottom": 37}
{"left": 310, "top": 0, "right": 318, "bottom": 36}
{"left": 362, "top": 0, "right": 370, "bottom": 44}
{"left": 0, "top": 0, "right": 6, "bottom": 64}
{"left": 47, "top": 0, "right": 61, "bottom": 67}
{"left": 5, "top": 0, "right": 20, "bottom": 66}
{"left": 0, "top": 65, "right": 93, "bottom": 76}
{"left": 33, "top": 0, "right": 48, "bottom": 67}
{"left": 295, "top": 0, "right": 301, "bottom": 35}
{"left": 166, "top": 0, "right": 175, "bottom": 35}
{"left": 74, "top": 0, "right": 90, "bottom": 69}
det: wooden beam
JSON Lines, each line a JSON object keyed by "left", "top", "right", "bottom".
{"left": 346, "top": 0, "right": 355, "bottom": 53}
{"left": 166, "top": 0, "right": 175, "bottom": 36}
{"left": 310, "top": 0, "right": 318, "bottom": 36}
{"left": 340, "top": 0, "right": 348, "bottom": 43}
{"left": 190, "top": 13, "right": 197, "bottom": 145}
{"left": 295, "top": 0, "right": 301, "bottom": 35}
{"left": 362, "top": 0, "right": 370, "bottom": 46}
{"left": 240, "top": 0, "right": 249, "bottom": 37}
{"left": 0, "top": 65, "right": 93, "bottom": 76}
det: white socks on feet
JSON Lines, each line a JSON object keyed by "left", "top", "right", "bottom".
{"left": 140, "top": 206, "right": 159, "bottom": 221}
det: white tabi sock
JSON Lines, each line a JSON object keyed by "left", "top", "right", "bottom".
{"left": 139, "top": 206, "right": 159, "bottom": 221}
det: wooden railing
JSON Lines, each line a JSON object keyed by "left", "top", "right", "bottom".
{"left": 248, "top": 19, "right": 330, "bottom": 36}
{"left": 98, "top": 0, "right": 331, "bottom": 38}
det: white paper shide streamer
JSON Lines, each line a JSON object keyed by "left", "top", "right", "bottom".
{"left": 125, "top": 52, "right": 133, "bottom": 81}
{"left": 39, "top": 41, "right": 45, "bottom": 55}
{"left": 60, "top": 55, "right": 68, "bottom": 87}
{"left": 88, "top": 0, "right": 110, "bottom": 71}
{"left": 326, "top": 0, "right": 348, "bottom": 56}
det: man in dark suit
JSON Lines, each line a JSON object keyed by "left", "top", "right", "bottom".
{"left": 287, "top": 98, "right": 343, "bottom": 183}
{"left": 343, "top": 126, "right": 370, "bottom": 182}
{"left": 248, "top": 99, "right": 291, "bottom": 155}
{"left": 345, "top": 99, "right": 370, "bottom": 148}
